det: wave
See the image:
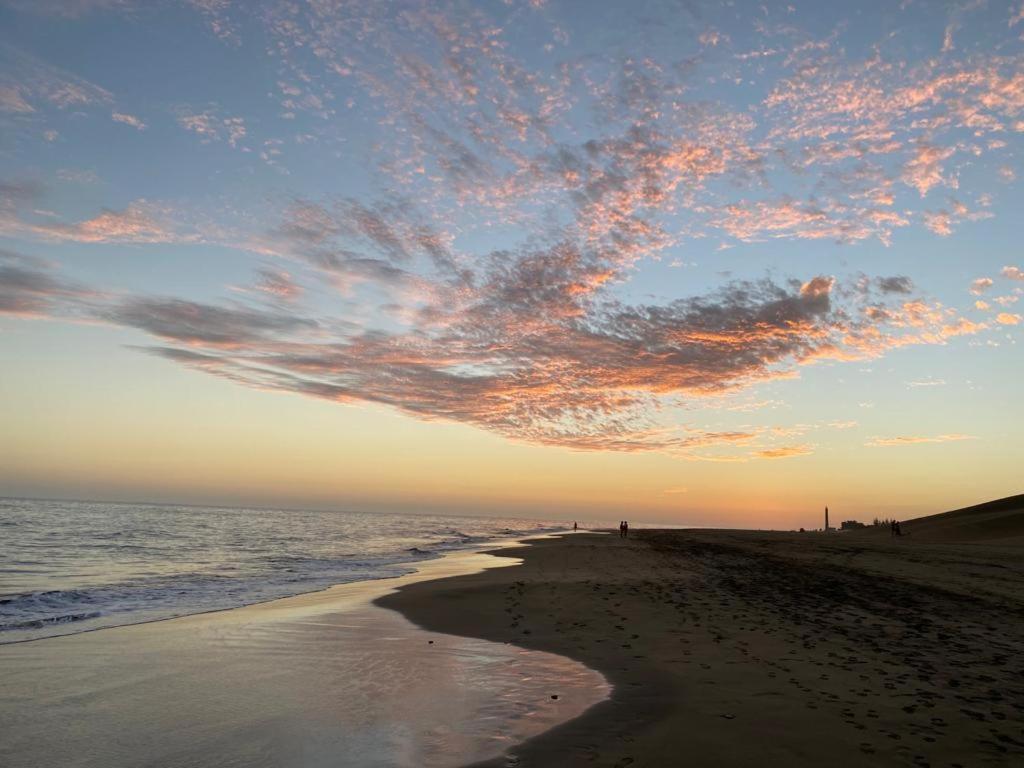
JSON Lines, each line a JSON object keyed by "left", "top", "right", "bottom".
{"left": 0, "top": 508, "right": 566, "bottom": 643}
{"left": 1, "top": 611, "right": 103, "bottom": 632}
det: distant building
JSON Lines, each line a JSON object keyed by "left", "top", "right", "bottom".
{"left": 840, "top": 520, "right": 866, "bottom": 531}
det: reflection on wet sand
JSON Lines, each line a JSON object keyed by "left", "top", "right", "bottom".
{"left": 0, "top": 544, "right": 610, "bottom": 768}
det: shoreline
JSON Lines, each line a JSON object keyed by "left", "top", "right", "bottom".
{"left": 0, "top": 536, "right": 609, "bottom": 768}
{"left": 0, "top": 525, "right": 568, "bottom": 646}
{"left": 378, "top": 529, "right": 1024, "bottom": 767}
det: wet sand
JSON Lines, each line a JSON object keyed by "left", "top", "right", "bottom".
{"left": 380, "top": 530, "right": 1024, "bottom": 767}
{"left": 0, "top": 545, "right": 609, "bottom": 768}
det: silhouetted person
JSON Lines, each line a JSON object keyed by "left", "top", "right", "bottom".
{"left": 895, "top": 520, "right": 902, "bottom": 537}
{"left": 573, "top": 521, "right": 578, "bottom": 532}
{"left": 890, "top": 520, "right": 896, "bottom": 538}
{"left": 623, "top": 520, "right": 629, "bottom": 538}
{"left": 619, "top": 521, "right": 624, "bottom": 538}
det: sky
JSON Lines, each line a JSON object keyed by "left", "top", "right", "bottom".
{"left": 1, "top": 0, "right": 1022, "bottom": 528}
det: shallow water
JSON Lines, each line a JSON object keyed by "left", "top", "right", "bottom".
{"left": 0, "top": 498, "right": 564, "bottom": 642}
{"left": 0, "top": 548, "right": 610, "bottom": 768}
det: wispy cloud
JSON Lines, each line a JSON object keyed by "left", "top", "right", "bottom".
{"left": 866, "top": 434, "right": 975, "bottom": 447}
{"left": 111, "top": 111, "right": 146, "bottom": 130}
{"left": 0, "top": 248, "right": 97, "bottom": 318}
{"left": 756, "top": 445, "right": 813, "bottom": 459}
{"left": 0, "top": 46, "right": 112, "bottom": 113}
{"left": 2, "top": 1, "right": 1017, "bottom": 458}
{"left": 4, "top": 235, "right": 990, "bottom": 455}
{"left": 3, "top": 0, "right": 131, "bottom": 17}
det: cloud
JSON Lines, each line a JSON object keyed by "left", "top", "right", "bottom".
{"left": 96, "top": 268, "right": 986, "bottom": 453}
{"left": 996, "top": 312, "right": 1021, "bottom": 325}
{"left": 756, "top": 445, "right": 812, "bottom": 459}
{"left": 229, "top": 268, "right": 306, "bottom": 304}
{"left": 106, "top": 297, "right": 319, "bottom": 347}
{"left": 184, "top": 0, "right": 238, "bottom": 43}
{"left": 56, "top": 168, "right": 99, "bottom": 184}
{"left": 111, "top": 111, "right": 146, "bottom": 130}
{"left": 3, "top": 2, "right": 1016, "bottom": 456}
{"left": 23, "top": 204, "right": 177, "bottom": 244}
{"left": 924, "top": 211, "right": 953, "bottom": 236}
{"left": 876, "top": 276, "right": 913, "bottom": 294}
{"left": 3, "top": 0, "right": 131, "bottom": 16}
{"left": 1002, "top": 265, "right": 1024, "bottom": 281}
{"left": 970, "top": 277, "right": 993, "bottom": 294}
{"left": 0, "top": 47, "right": 112, "bottom": 113}
{"left": 177, "top": 109, "right": 246, "bottom": 148}
{"left": 0, "top": 248, "right": 95, "bottom": 317}
{"left": 866, "top": 434, "right": 975, "bottom": 447}
{"left": 0, "top": 184, "right": 184, "bottom": 244}
{"left": 903, "top": 143, "right": 955, "bottom": 197}
{"left": 251, "top": 269, "right": 303, "bottom": 302}
{"left": 10, "top": 228, "right": 987, "bottom": 454}
{"left": 0, "top": 85, "right": 35, "bottom": 113}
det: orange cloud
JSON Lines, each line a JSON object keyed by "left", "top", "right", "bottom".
{"left": 756, "top": 445, "right": 813, "bottom": 459}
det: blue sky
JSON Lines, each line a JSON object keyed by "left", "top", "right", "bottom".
{"left": 1, "top": 0, "right": 1022, "bottom": 523}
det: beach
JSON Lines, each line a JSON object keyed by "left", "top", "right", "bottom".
{"left": 381, "top": 529, "right": 1024, "bottom": 767}
{"left": 0, "top": 543, "right": 608, "bottom": 768}
{"left": 4, "top": 525, "right": 1024, "bottom": 767}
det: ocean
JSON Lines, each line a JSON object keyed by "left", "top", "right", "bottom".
{"left": 0, "top": 498, "right": 565, "bottom": 643}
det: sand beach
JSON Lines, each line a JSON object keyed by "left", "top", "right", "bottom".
{"left": 3, "top": 497, "right": 1023, "bottom": 767}
{"left": 382, "top": 500, "right": 1024, "bottom": 767}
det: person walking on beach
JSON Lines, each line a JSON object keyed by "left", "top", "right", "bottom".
{"left": 618, "top": 521, "right": 624, "bottom": 538}
{"left": 623, "top": 520, "right": 629, "bottom": 538}
{"left": 573, "top": 521, "right": 578, "bottom": 532}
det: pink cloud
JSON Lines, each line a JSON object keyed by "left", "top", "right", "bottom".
{"left": 0, "top": 187, "right": 183, "bottom": 245}
{"left": 924, "top": 211, "right": 953, "bottom": 236}
{"left": 970, "top": 277, "right": 993, "bottom": 294}
{"left": 0, "top": 85, "right": 35, "bottom": 113}
{"left": 1002, "top": 265, "right": 1024, "bottom": 280}
{"left": 177, "top": 110, "right": 246, "bottom": 148}
{"left": 903, "top": 143, "right": 955, "bottom": 197}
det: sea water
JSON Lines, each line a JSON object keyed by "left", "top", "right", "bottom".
{"left": 0, "top": 498, "right": 565, "bottom": 642}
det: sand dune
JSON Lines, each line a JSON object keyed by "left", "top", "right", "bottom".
{"left": 859, "top": 494, "right": 1024, "bottom": 545}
